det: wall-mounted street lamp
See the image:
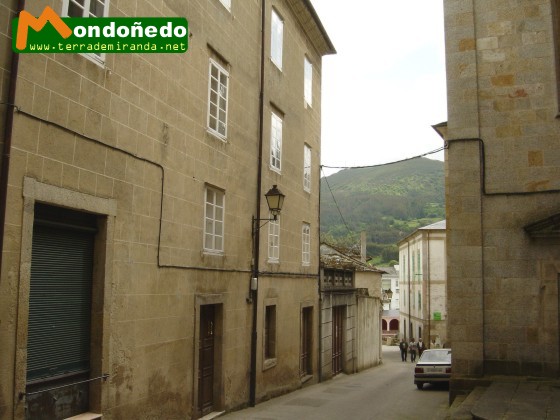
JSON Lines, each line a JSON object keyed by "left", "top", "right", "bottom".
{"left": 385, "top": 288, "right": 393, "bottom": 300}
{"left": 250, "top": 184, "right": 285, "bottom": 407}
{"left": 264, "top": 184, "right": 285, "bottom": 220}
{"left": 383, "top": 288, "right": 393, "bottom": 310}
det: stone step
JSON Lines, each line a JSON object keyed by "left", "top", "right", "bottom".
{"left": 448, "top": 386, "right": 487, "bottom": 420}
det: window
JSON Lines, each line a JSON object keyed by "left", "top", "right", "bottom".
{"left": 303, "top": 145, "right": 311, "bottom": 192}
{"left": 265, "top": 305, "right": 277, "bottom": 360}
{"left": 271, "top": 9, "right": 283, "bottom": 70}
{"left": 304, "top": 57, "right": 313, "bottom": 107}
{"left": 207, "top": 60, "right": 229, "bottom": 139}
{"left": 418, "top": 292, "right": 422, "bottom": 310}
{"left": 270, "top": 112, "right": 282, "bottom": 172}
{"left": 417, "top": 250, "right": 421, "bottom": 275}
{"left": 302, "top": 223, "right": 311, "bottom": 265}
{"left": 300, "top": 307, "right": 313, "bottom": 377}
{"left": 268, "top": 215, "right": 280, "bottom": 262}
{"left": 204, "top": 187, "right": 225, "bottom": 253}
{"left": 219, "top": 0, "right": 231, "bottom": 10}
{"left": 62, "top": 0, "right": 108, "bottom": 64}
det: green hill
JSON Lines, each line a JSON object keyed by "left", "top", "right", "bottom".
{"left": 320, "top": 157, "right": 445, "bottom": 264}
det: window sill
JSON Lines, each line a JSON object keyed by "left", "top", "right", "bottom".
{"left": 263, "top": 358, "right": 277, "bottom": 371}
{"left": 203, "top": 250, "right": 225, "bottom": 257}
{"left": 300, "top": 374, "right": 313, "bottom": 384}
{"left": 269, "top": 166, "right": 282, "bottom": 175}
{"left": 206, "top": 128, "right": 228, "bottom": 142}
{"left": 65, "top": 412, "right": 102, "bottom": 420}
{"left": 267, "top": 259, "right": 279, "bottom": 264}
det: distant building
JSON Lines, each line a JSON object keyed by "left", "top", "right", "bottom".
{"left": 320, "top": 243, "right": 384, "bottom": 377}
{"left": 378, "top": 265, "right": 400, "bottom": 310}
{"left": 398, "top": 220, "right": 447, "bottom": 347}
{"left": 440, "top": 0, "right": 560, "bottom": 400}
{"left": 378, "top": 265, "right": 400, "bottom": 343}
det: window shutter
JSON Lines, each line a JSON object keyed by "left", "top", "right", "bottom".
{"left": 27, "top": 205, "right": 96, "bottom": 382}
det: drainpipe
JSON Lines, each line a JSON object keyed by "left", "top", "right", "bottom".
{"left": 407, "top": 241, "right": 411, "bottom": 342}
{"left": 249, "top": 0, "right": 266, "bottom": 407}
{"left": 427, "top": 231, "right": 431, "bottom": 348}
{"left": 0, "top": 0, "right": 25, "bottom": 280}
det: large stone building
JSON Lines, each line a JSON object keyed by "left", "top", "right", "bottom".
{"left": 0, "top": 0, "right": 334, "bottom": 418}
{"left": 442, "top": 0, "right": 560, "bottom": 399}
{"left": 398, "top": 220, "right": 447, "bottom": 347}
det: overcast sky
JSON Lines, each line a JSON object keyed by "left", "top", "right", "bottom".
{"left": 312, "top": 1, "right": 448, "bottom": 176}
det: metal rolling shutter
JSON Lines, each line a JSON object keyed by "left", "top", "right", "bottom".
{"left": 26, "top": 204, "right": 96, "bottom": 382}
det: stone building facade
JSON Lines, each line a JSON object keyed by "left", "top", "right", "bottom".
{"left": 0, "top": 0, "right": 334, "bottom": 418}
{"left": 398, "top": 220, "right": 447, "bottom": 348}
{"left": 319, "top": 244, "right": 383, "bottom": 380}
{"left": 442, "top": 0, "right": 560, "bottom": 399}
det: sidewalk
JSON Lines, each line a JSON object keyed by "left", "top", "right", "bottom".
{"left": 449, "top": 380, "right": 560, "bottom": 419}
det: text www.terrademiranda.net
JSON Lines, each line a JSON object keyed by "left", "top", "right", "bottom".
{"left": 27, "top": 41, "right": 187, "bottom": 52}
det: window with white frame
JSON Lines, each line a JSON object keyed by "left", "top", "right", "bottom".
{"left": 207, "top": 59, "right": 229, "bottom": 139}
{"left": 62, "top": 0, "right": 109, "bottom": 64}
{"left": 270, "top": 112, "right": 282, "bottom": 172}
{"left": 302, "top": 223, "right": 311, "bottom": 265}
{"left": 303, "top": 144, "right": 311, "bottom": 192}
{"left": 204, "top": 187, "right": 225, "bottom": 253}
{"left": 271, "top": 9, "right": 283, "bottom": 70}
{"left": 268, "top": 215, "right": 280, "bottom": 262}
{"left": 304, "top": 57, "right": 313, "bottom": 107}
{"left": 219, "top": 0, "right": 231, "bottom": 10}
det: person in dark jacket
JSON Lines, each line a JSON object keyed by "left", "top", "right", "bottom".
{"left": 399, "top": 338, "right": 408, "bottom": 362}
{"left": 417, "top": 337, "right": 426, "bottom": 357}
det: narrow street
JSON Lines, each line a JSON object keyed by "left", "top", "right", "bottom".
{"left": 222, "top": 346, "right": 450, "bottom": 420}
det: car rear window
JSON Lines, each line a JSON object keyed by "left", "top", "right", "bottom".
{"left": 419, "top": 350, "right": 451, "bottom": 363}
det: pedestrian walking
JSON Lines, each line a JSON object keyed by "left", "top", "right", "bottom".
{"left": 409, "top": 338, "right": 417, "bottom": 362}
{"left": 399, "top": 338, "right": 408, "bottom": 362}
{"left": 417, "top": 338, "right": 426, "bottom": 357}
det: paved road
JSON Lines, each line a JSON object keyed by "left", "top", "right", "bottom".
{"left": 222, "top": 346, "right": 449, "bottom": 420}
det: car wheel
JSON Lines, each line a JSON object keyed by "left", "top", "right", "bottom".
{"left": 416, "top": 383, "right": 423, "bottom": 390}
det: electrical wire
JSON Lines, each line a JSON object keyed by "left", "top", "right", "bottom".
{"left": 321, "top": 166, "right": 353, "bottom": 237}
{"left": 321, "top": 145, "right": 446, "bottom": 170}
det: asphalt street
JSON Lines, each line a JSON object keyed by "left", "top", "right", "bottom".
{"left": 220, "top": 345, "right": 450, "bottom": 420}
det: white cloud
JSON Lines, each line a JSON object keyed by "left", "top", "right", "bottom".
{"left": 312, "top": 0, "right": 448, "bottom": 175}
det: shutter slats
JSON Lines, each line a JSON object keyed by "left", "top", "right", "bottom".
{"left": 27, "top": 223, "right": 94, "bottom": 382}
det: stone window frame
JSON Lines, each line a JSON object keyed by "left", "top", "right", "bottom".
{"left": 15, "top": 177, "right": 116, "bottom": 417}
{"left": 207, "top": 59, "right": 230, "bottom": 140}
{"left": 203, "top": 185, "right": 225, "bottom": 254}
{"left": 61, "top": 0, "right": 109, "bottom": 66}
{"left": 263, "top": 299, "right": 278, "bottom": 370}
{"left": 271, "top": 8, "right": 284, "bottom": 70}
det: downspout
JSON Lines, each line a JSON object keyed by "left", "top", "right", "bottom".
{"left": 249, "top": 0, "right": 266, "bottom": 407}
{"left": 317, "top": 174, "right": 322, "bottom": 382}
{"left": 427, "top": 231, "right": 431, "bottom": 348}
{"left": 407, "top": 241, "right": 411, "bottom": 342}
{"left": 0, "top": 0, "right": 24, "bottom": 279}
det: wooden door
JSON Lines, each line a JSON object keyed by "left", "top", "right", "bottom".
{"left": 198, "top": 305, "right": 215, "bottom": 415}
{"left": 332, "top": 306, "right": 344, "bottom": 375}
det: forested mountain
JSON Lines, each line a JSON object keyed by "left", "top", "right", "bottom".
{"left": 320, "top": 157, "right": 445, "bottom": 264}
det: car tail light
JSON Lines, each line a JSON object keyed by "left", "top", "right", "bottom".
{"left": 445, "top": 367, "right": 451, "bottom": 373}
{"left": 415, "top": 367, "right": 424, "bottom": 373}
